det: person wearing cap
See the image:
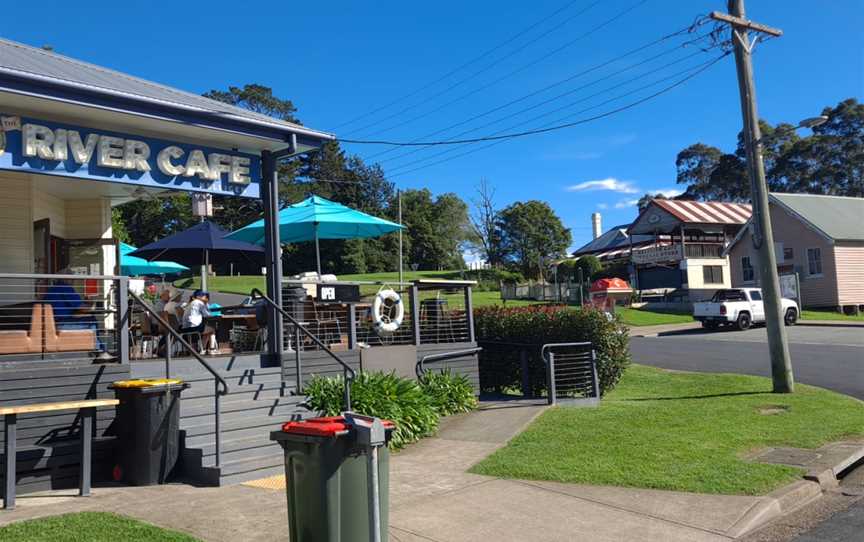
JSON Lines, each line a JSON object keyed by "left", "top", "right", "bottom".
{"left": 181, "top": 290, "right": 215, "bottom": 354}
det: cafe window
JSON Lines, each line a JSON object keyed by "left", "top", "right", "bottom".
{"left": 703, "top": 265, "right": 724, "bottom": 285}
{"left": 783, "top": 247, "right": 794, "bottom": 261}
{"left": 807, "top": 248, "right": 823, "bottom": 276}
{"left": 741, "top": 256, "right": 755, "bottom": 282}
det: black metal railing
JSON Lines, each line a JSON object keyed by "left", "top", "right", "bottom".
{"left": 128, "top": 291, "right": 229, "bottom": 467}
{"left": 415, "top": 347, "right": 483, "bottom": 379}
{"left": 251, "top": 288, "right": 356, "bottom": 411}
{"left": 540, "top": 342, "right": 599, "bottom": 406}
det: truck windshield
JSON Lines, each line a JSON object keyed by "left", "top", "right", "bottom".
{"left": 711, "top": 290, "right": 747, "bottom": 302}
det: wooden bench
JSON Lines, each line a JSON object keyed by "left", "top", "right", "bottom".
{"left": 2, "top": 399, "right": 119, "bottom": 510}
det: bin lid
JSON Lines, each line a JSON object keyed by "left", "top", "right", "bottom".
{"left": 281, "top": 416, "right": 395, "bottom": 438}
{"left": 111, "top": 378, "right": 184, "bottom": 388}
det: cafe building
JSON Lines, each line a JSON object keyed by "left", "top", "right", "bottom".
{"left": 0, "top": 39, "right": 479, "bottom": 497}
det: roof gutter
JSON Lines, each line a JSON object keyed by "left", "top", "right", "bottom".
{"left": 0, "top": 67, "right": 336, "bottom": 146}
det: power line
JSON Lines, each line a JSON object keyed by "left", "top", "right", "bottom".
{"left": 375, "top": 38, "right": 713, "bottom": 166}
{"left": 384, "top": 53, "right": 730, "bottom": 179}
{"left": 364, "top": 23, "right": 711, "bottom": 163}
{"left": 343, "top": 0, "right": 648, "bottom": 138}
{"left": 344, "top": 52, "right": 728, "bottom": 151}
{"left": 333, "top": 0, "right": 587, "bottom": 131}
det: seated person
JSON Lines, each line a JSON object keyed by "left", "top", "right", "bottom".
{"left": 181, "top": 290, "right": 216, "bottom": 354}
{"left": 42, "top": 270, "right": 103, "bottom": 350}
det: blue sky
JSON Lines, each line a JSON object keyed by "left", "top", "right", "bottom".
{"left": 2, "top": 1, "right": 861, "bottom": 251}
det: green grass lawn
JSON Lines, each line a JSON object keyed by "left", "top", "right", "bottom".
{"left": 0, "top": 512, "right": 198, "bottom": 542}
{"left": 617, "top": 307, "right": 695, "bottom": 327}
{"left": 472, "top": 365, "right": 864, "bottom": 495}
{"left": 801, "top": 309, "right": 864, "bottom": 322}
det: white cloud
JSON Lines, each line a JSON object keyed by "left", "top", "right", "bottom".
{"left": 654, "top": 188, "right": 684, "bottom": 198}
{"left": 614, "top": 199, "right": 640, "bottom": 209}
{"left": 597, "top": 203, "right": 609, "bottom": 210}
{"left": 566, "top": 178, "right": 639, "bottom": 194}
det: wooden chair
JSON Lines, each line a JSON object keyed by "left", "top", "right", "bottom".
{"left": 43, "top": 304, "right": 97, "bottom": 353}
{"left": 0, "top": 303, "right": 43, "bottom": 355}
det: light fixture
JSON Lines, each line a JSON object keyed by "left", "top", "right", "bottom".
{"left": 797, "top": 115, "right": 829, "bottom": 129}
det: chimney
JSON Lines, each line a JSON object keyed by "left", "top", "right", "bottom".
{"left": 591, "top": 212, "right": 602, "bottom": 240}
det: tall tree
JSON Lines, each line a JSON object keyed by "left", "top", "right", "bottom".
{"left": 469, "top": 178, "right": 503, "bottom": 268}
{"left": 496, "top": 200, "right": 571, "bottom": 279}
{"left": 399, "top": 189, "right": 471, "bottom": 270}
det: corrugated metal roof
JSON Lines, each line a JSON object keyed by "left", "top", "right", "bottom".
{"left": 0, "top": 38, "right": 333, "bottom": 140}
{"left": 771, "top": 193, "right": 864, "bottom": 241}
{"left": 573, "top": 225, "right": 653, "bottom": 256}
{"left": 653, "top": 199, "right": 752, "bottom": 224}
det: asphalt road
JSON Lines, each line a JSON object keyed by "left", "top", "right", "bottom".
{"left": 631, "top": 325, "right": 864, "bottom": 399}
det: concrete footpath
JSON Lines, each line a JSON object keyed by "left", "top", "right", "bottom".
{"left": 0, "top": 401, "right": 830, "bottom": 541}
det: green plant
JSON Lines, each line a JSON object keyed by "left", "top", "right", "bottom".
{"left": 304, "top": 371, "right": 439, "bottom": 449}
{"left": 419, "top": 369, "right": 478, "bottom": 416}
{"left": 474, "top": 305, "right": 630, "bottom": 396}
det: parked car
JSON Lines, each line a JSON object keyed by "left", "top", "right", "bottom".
{"left": 693, "top": 288, "right": 799, "bottom": 331}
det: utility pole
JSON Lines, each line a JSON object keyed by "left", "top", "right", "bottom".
{"left": 711, "top": 0, "right": 794, "bottom": 393}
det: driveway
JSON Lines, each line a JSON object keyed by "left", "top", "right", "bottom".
{"left": 631, "top": 326, "right": 864, "bottom": 399}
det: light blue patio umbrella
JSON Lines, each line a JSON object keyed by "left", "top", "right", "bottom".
{"left": 226, "top": 195, "right": 404, "bottom": 274}
{"left": 120, "top": 242, "right": 189, "bottom": 276}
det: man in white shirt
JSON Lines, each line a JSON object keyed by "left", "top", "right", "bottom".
{"left": 181, "top": 290, "right": 215, "bottom": 354}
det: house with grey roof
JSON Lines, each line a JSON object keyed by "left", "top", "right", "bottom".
{"left": 726, "top": 193, "right": 864, "bottom": 311}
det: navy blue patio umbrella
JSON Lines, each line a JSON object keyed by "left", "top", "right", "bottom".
{"left": 129, "top": 221, "right": 264, "bottom": 290}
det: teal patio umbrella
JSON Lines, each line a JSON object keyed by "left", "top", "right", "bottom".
{"left": 120, "top": 242, "right": 189, "bottom": 277}
{"left": 226, "top": 195, "right": 404, "bottom": 274}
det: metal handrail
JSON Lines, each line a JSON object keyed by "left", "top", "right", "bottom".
{"left": 250, "top": 288, "right": 356, "bottom": 410}
{"left": 540, "top": 342, "right": 597, "bottom": 406}
{"left": 415, "top": 347, "right": 482, "bottom": 379}
{"left": 128, "top": 291, "right": 229, "bottom": 467}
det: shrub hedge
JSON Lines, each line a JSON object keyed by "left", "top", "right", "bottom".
{"left": 304, "top": 370, "right": 476, "bottom": 449}
{"left": 474, "top": 305, "right": 630, "bottom": 396}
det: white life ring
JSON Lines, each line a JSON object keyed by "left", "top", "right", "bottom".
{"left": 372, "top": 289, "right": 404, "bottom": 334}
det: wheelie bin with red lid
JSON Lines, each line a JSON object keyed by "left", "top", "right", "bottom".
{"left": 271, "top": 414, "right": 395, "bottom": 542}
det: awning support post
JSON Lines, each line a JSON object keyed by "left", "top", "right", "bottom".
{"left": 261, "top": 150, "right": 283, "bottom": 366}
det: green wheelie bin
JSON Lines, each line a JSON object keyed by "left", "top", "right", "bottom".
{"left": 109, "top": 378, "right": 189, "bottom": 485}
{"left": 271, "top": 414, "right": 395, "bottom": 542}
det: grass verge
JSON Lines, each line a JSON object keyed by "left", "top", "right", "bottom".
{"left": 801, "top": 309, "right": 864, "bottom": 322}
{"left": 0, "top": 512, "right": 198, "bottom": 542}
{"left": 617, "top": 307, "right": 695, "bottom": 327}
{"left": 471, "top": 365, "right": 864, "bottom": 495}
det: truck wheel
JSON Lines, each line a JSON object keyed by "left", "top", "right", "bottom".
{"left": 784, "top": 308, "right": 798, "bottom": 326}
{"left": 736, "top": 312, "right": 751, "bottom": 331}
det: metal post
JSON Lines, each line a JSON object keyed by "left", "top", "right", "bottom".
{"left": 344, "top": 370, "right": 352, "bottom": 412}
{"left": 410, "top": 284, "right": 421, "bottom": 345}
{"left": 398, "top": 190, "right": 403, "bottom": 286}
{"left": 464, "top": 285, "right": 475, "bottom": 343}
{"left": 117, "top": 276, "right": 129, "bottom": 364}
{"left": 4, "top": 414, "right": 16, "bottom": 509}
{"left": 367, "top": 445, "right": 382, "bottom": 542}
{"left": 214, "top": 379, "right": 221, "bottom": 468}
{"left": 547, "top": 352, "right": 557, "bottom": 406}
{"left": 165, "top": 335, "right": 172, "bottom": 379}
{"left": 347, "top": 304, "right": 357, "bottom": 349}
{"left": 79, "top": 408, "right": 93, "bottom": 497}
{"left": 314, "top": 224, "right": 322, "bottom": 275}
{"left": 294, "top": 324, "right": 302, "bottom": 395}
{"left": 201, "top": 249, "right": 208, "bottom": 292}
{"left": 261, "top": 150, "right": 284, "bottom": 364}
{"left": 714, "top": 0, "right": 793, "bottom": 393}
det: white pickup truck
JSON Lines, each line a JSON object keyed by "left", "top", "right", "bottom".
{"left": 693, "top": 288, "right": 799, "bottom": 331}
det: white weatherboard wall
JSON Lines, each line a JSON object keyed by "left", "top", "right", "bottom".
{"left": 683, "top": 257, "right": 732, "bottom": 289}
{"left": 0, "top": 172, "right": 33, "bottom": 273}
{"left": 0, "top": 172, "right": 115, "bottom": 275}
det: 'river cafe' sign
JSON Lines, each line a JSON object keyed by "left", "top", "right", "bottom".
{"left": 0, "top": 115, "right": 261, "bottom": 198}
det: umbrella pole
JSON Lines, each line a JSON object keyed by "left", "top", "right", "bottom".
{"left": 314, "top": 224, "right": 322, "bottom": 275}
{"left": 201, "top": 248, "right": 208, "bottom": 291}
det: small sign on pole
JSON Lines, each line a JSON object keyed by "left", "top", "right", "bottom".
{"left": 192, "top": 193, "right": 214, "bottom": 217}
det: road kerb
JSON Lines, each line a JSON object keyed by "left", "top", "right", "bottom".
{"left": 727, "top": 480, "right": 822, "bottom": 538}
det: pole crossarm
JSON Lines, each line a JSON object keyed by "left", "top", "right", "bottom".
{"left": 709, "top": 11, "right": 783, "bottom": 36}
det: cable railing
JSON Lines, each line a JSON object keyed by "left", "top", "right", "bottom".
{"left": 128, "top": 290, "right": 229, "bottom": 467}
{"left": 250, "top": 288, "right": 356, "bottom": 411}
{"left": 415, "top": 347, "right": 483, "bottom": 379}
